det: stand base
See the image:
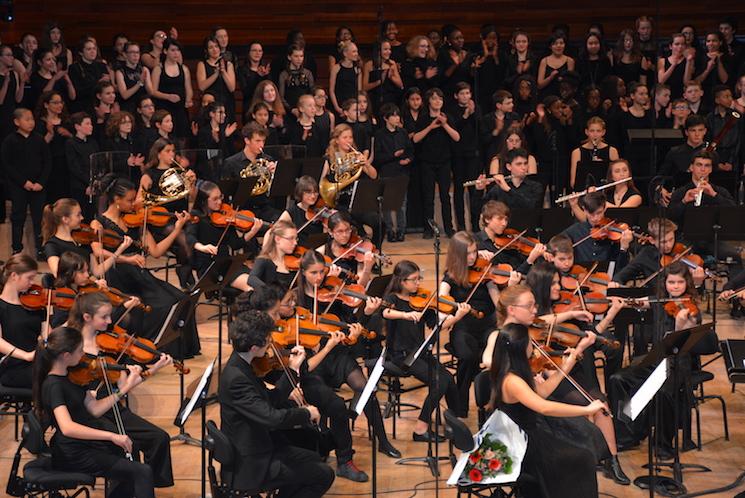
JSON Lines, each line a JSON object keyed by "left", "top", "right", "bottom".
{"left": 642, "top": 462, "right": 712, "bottom": 473}
{"left": 171, "top": 431, "right": 202, "bottom": 447}
{"left": 395, "top": 455, "right": 450, "bottom": 477}
{"left": 634, "top": 475, "right": 687, "bottom": 496}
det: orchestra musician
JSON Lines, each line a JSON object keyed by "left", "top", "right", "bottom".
{"left": 562, "top": 191, "right": 632, "bottom": 264}
{"left": 276, "top": 175, "right": 326, "bottom": 248}
{"left": 317, "top": 211, "right": 375, "bottom": 287}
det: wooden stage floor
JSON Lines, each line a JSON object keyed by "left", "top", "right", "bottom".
{"left": 1, "top": 221, "right": 744, "bottom": 498}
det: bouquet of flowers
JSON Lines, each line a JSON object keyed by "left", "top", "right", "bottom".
{"left": 462, "top": 433, "right": 513, "bottom": 482}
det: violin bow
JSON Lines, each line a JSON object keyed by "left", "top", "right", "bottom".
{"left": 572, "top": 262, "right": 599, "bottom": 296}
{"left": 97, "top": 357, "right": 134, "bottom": 460}
{"left": 572, "top": 219, "right": 616, "bottom": 248}
{"left": 330, "top": 239, "right": 364, "bottom": 265}
{"left": 638, "top": 246, "right": 692, "bottom": 287}
{"left": 321, "top": 279, "right": 347, "bottom": 316}
{"left": 465, "top": 229, "right": 527, "bottom": 303}
{"left": 268, "top": 342, "right": 321, "bottom": 433}
{"left": 297, "top": 206, "right": 327, "bottom": 234}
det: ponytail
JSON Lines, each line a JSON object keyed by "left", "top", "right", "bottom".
{"left": 0, "top": 254, "right": 38, "bottom": 292}
{"left": 32, "top": 326, "right": 82, "bottom": 421}
{"left": 41, "top": 198, "right": 80, "bottom": 244}
{"left": 259, "top": 220, "right": 296, "bottom": 261}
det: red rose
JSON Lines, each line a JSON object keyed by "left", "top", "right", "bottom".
{"left": 469, "top": 452, "right": 481, "bottom": 464}
{"left": 469, "top": 468, "right": 483, "bottom": 482}
{"left": 489, "top": 459, "right": 502, "bottom": 471}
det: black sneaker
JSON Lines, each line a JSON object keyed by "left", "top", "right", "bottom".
{"left": 336, "top": 460, "right": 368, "bottom": 482}
{"left": 378, "top": 440, "right": 402, "bottom": 458}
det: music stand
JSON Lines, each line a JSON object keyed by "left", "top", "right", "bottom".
{"left": 507, "top": 208, "right": 542, "bottom": 238}
{"left": 627, "top": 129, "right": 684, "bottom": 178}
{"left": 218, "top": 176, "right": 259, "bottom": 210}
{"left": 575, "top": 160, "right": 609, "bottom": 190}
{"left": 350, "top": 178, "right": 407, "bottom": 252}
{"left": 268, "top": 158, "right": 303, "bottom": 199}
{"left": 157, "top": 289, "right": 203, "bottom": 446}
{"left": 302, "top": 232, "right": 330, "bottom": 250}
{"left": 536, "top": 208, "right": 575, "bottom": 242}
{"left": 300, "top": 157, "right": 325, "bottom": 182}
{"left": 366, "top": 274, "right": 393, "bottom": 299}
{"left": 174, "top": 358, "right": 215, "bottom": 498}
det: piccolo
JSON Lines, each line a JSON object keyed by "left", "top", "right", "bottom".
{"left": 463, "top": 175, "right": 511, "bottom": 188}
{"left": 554, "top": 177, "right": 632, "bottom": 203}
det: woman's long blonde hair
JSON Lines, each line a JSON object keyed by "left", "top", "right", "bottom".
{"left": 325, "top": 123, "right": 356, "bottom": 161}
{"left": 259, "top": 220, "right": 297, "bottom": 261}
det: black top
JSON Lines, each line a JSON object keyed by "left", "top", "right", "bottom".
{"left": 475, "top": 56, "right": 508, "bottom": 111}
{"left": 382, "top": 294, "right": 437, "bottom": 357}
{"left": 284, "top": 117, "right": 328, "bottom": 158}
{"left": 562, "top": 220, "right": 630, "bottom": 265}
{"left": 116, "top": 63, "right": 147, "bottom": 113}
{"left": 613, "top": 59, "right": 644, "bottom": 87}
{"left": 334, "top": 65, "right": 358, "bottom": 107}
{"left": 612, "top": 244, "right": 660, "bottom": 285}
{"left": 663, "top": 58, "right": 687, "bottom": 99}
{"left": 540, "top": 60, "right": 568, "bottom": 98}
{"left": 157, "top": 63, "right": 186, "bottom": 103}
{"left": 401, "top": 57, "right": 440, "bottom": 92}
{"left": 668, "top": 180, "right": 735, "bottom": 224}
{"left": 102, "top": 134, "right": 140, "bottom": 183}
{"left": 65, "top": 136, "right": 99, "bottom": 191}
{"left": 415, "top": 113, "right": 455, "bottom": 162}
{"left": 349, "top": 120, "right": 374, "bottom": 153}
{"left": 248, "top": 257, "right": 295, "bottom": 291}
{"left": 287, "top": 203, "right": 324, "bottom": 247}
{"left": 68, "top": 60, "right": 109, "bottom": 113}
{"left": 186, "top": 209, "right": 245, "bottom": 273}
{"left": 660, "top": 142, "right": 709, "bottom": 188}
{"left": 34, "top": 119, "right": 69, "bottom": 160}
{"left": 443, "top": 272, "right": 495, "bottom": 318}
{"left": 367, "top": 65, "right": 403, "bottom": 109}
{"left": 27, "top": 72, "right": 69, "bottom": 110}
{"left": 0, "top": 299, "right": 44, "bottom": 371}
{"left": 279, "top": 67, "right": 313, "bottom": 109}
{"left": 143, "top": 166, "right": 189, "bottom": 212}
{"left": 483, "top": 178, "right": 544, "bottom": 209}
{"left": 43, "top": 374, "right": 102, "bottom": 433}
{"left": 203, "top": 61, "right": 235, "bottom": 120}
{"left": 450, "top": 103, "right": 480, "bottom": 157}
{"left": 373, "top": 126, "right": 414, "bottom": 177}
{"left": 0, "top": 71, "right": 19, "bottom": 139}
{"left": 436, "top": 48, "right": 473, "bottom": 96}
{"left": 236, "top": 65, "right": 267, "bottom": 109}
{"left": 474, "top": 230, "right": 531, "bottom": 273}
{"left": 44, "top": 236, "right": 92, "bottom": 262}
{"left": 577, "top": 57, "right": 612, "bottom": 89}
{"left": 1, "top": 131, "right": 52, "bottom": 187}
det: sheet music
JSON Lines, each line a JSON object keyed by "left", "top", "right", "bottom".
{"left": 411, "top": 324, "right": 438, "bottom": 363}
{"left": 179, "top": 359, "right": 215, "bottom": 426}
{"left": 623, "top": 358, "right": 667, "bottom": 421}
{"left": 355, "top": 347, "right": 386, "bottom": 416}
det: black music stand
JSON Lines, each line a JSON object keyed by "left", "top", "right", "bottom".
{"left": 300, "top": 157, "right": 325, "bottom": 182}
{"left": 627, "top": 129, "right": 684, "bottom": 178}
{"left": 348, "top": 178, "right": 389, "bottom": 251}
{"left": 536, "top": 207, "right": 575, "bottom": 242}
{"left": 575, "top": 160, "right": 609, "bottom": 190}
{"left": 633, "top": 323, "right": 713, "bottom": 496}
{"left": 218, "top": 176, "right": 259, "bottom": 210}
{"left": 366, "top": 274, "right": 393, "bottom": 299}
{"left": 507, "top": 208, "right": 542, "bottom": 238}
{"left": 302, "top": 232, "right": 330, "bottom": 250}
{"left": 268, "top": 158, "right": 303, "bottom": 199}
{"left": 156, "top": 289, "right": 203, "bottom": 446}
{"left": 193, "top": 254, "right": 249, "bottom": 381}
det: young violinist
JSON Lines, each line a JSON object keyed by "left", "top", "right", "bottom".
{"left": 67, "top": 292, "right": 174, "bottom": 488}
{"left": 249, "top": 220, "right": 298, "bottom": 291}
{"left": 0, "top": 254, "right": 43, "bottom": 389}
{"left": 222, "top": 122, "right": 281, "bottom": 223}
{"left": 562, "top": 191, "right": 633, "bottom": 264}
{"left": 607, "top": 262, "right": 704, "bottom": 457}
{"left": 320, "top": 124, "right": 381, "bottom": 247}
{"left": 277, "top": 175, "right": 325, "bottom": 248}
{"left": 382, "top": 260, "right": 470, "bottom": 441}
{"left": 486, "top": 320, "right": 606, "bottom": 498}
{"left": 481, "top": 148, "right": 544, "bottom": 209}
{"left": 440, "top": 231, "right": 518, "bottom": 416}
{"left": 569, "top": 117, "right": 620, "bottom": 191}
{"left": 667, "top": 150, "right": 735, "bottom": 224}
{"left": 295, "top": 250, "right": 400, "bottom": 472}
{"left": 90, "top": 174, "right": 200, "bottom": 357}
{"left": 42, "top": 198, "right": 131, "bottom": 278}
{"left": 33, "top": 326, "right": 156, "bottom": 498}
{"left": 318, "top": 211, "right": 375, "bottom": 288}
{"left": 218, "top": 310, "right": 335, "bottom": 496}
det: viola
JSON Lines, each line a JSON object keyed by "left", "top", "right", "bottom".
{"left": 122, "top": 206, "right": 199, "bottom": 228}
{"left": 209, "top": 203, "right": 270, "bottom": 231}
{"left": 78, "top": 282, "right": 152, "bottom": 312}
{"left": 468, "top": 258, "right": 519, "bottom": 286}
{"left": 529, "top": 320, "right": 620, "bottom": 350}
{"left": 408, "top": 287, "right": 484, "bottom": 319}
{"left": 560, "top": 265, "right": 610, "bottom": 294}
{"left": 19, "top": 284, "right": 77, "bottom": 310}
{"left": 71, "top": 224, "right": 142, "bottom": 252}
{"left": 284, "top": 248, "right": 358, "bottom": 282}
{"left": 68, "top": 354, "right": 151, "bottom": 386}
{"left": 96, "top": 325, "right": 189, "bottom": 374}
{"left": 295, "top": 306, "right": 377, "bottom": 342}
{"left": 663, "top": 294, "right": 699, "bottom": 319}
{"left": 492, "top": 228, "right": 542, "bottom": 257}
{"left": 552, "top": 290, "right": 612, "bottom": 314}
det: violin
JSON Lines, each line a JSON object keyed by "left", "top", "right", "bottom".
{"left": 304, "top": 199, "right": 337, "bottom": 227}
{"left": 586, "top": 218, "right": 650, "bottom": 244}
{"left": 491, "top": 228, "right": 542, "bottom": 257}
{"left": 78, "top": 282, "right": 152, "bottom": 312}
{"left": 209, "top": 203, "right": 269, "bottom": 231}
{"left": 529, "top": 343, "right": 565, "bottom": 374}
{"left": 659, "top": 243, "right": 706, "bottom": 272}
{"left": 295, "top": 306, "right": 376, "bottom": 342}
{"left": 122, "top": 206, "right": 199, "bottom": 228}
{"left": 408, "top": 287, "right": 484, "bottom": 319}
{"left": 315, "top": 275, "right": 369, "bottom": 308}
{"left": 273, "top": 316, "right": 354, "bottom": 349}
{"left": 68, "top": 354, "right": 151, "bottom": 386}
{"left": 71, "top": 224, "right": 141, "bottom": 252}
{"left": 663, "top": 294, "right": 699, "bottom": 319}
{"left": 284, "top": 248, "right": 358, "bottom": 282}
{"left": 338, "top": 233, "right": 391, "bottom": 266}
{"left": 468, "top": 258, "right": 520, "bottom": 286}
{"left": 252, "top": 348, "right": 292, "bottom": 377}
{"left": 560, "top": 265, "right": 610, "bottom": 294}
{"left": 529, "top": 320, "right": 620, "bottom": 350}
{"left": 96, "top": 325, "right": 188, "bottom": 374}
{"left": 20, "top": 284, "right": 77, "bottom": 310}
{"left": 552, "top": 290, "right": 612, "bottom": 314}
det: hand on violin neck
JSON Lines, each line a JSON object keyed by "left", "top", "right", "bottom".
{"left": 149, "top": 353, "right": 173, "bottom": 374}
{"left": 576, "top": 330, "right": 597, "bottom": 353}
{"left": 363, "top": 296, "right": 382, "bottom": 315}
{"left": 123, "top": 296, "right": 141, "bottom": 310}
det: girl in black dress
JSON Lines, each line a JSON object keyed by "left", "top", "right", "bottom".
{"left": 473, "top": 24, "right": 508, "bottom": 112}
{"left": 151, "top": 38, "right": 193, "bottom": 139}
{"left": 537, "top": 34, "right": 575, "bottom": 99}
{"left": 612, "top": 29, "right": 649, "bottom": 87}
{"left": 89, "top": 174, "right": 199, "bottom": 357}
{"left": 248, "top": 220, "right": 298, "bottom": 291}
{"left": 43, "top": 22, "right": 73, "bottom": 70}
{"left": 312, "top": 86, "right": 335, "bottom": 140}
{"left": 138, "top": 138, "right": 196, "bottom": 289}
{"left": 604, "top": 159, "right": 642, "bottom": 208}
{"left": 33, "top": 325, "right": 156, "bottom": 498}
{"left": 329, "top": 41, "right": 361, "bottom": 116}
{"left": 196, "top": 36, "right": 237, "bottom": 122}
{"left": 278, "top": 44, "right": 315, "bottom": 110}
{"left": 437, "top": 25, "right": 473, "bottom": 97}
{"left": 363, "top": 40, "right": 404, "bottom": 113}
{"left": 103, "top": 111, "right": 145, "bottom": 183}
{"left": 187, "top": 181, "right": 261, "bottom": 292}
{"left": 28, "top": 48, "right": 76, "bottom": 109}
{"left": 694, "top": 31, "right": 731, "bottom": 105}
{"left": 92, "top": 81, "right": 120, "bottom": 145}
{"left": 141, "top": 30, "right": 167, "bottom": 71}
{"left": 569, "top": 116, "right": 619, "bottom": 190}
{"left": 115, "top": 42, "right": 152, "bottom": 114}
{"left": 505, "top": 30, "right": 537, "bottom": 90}
{"left": 36, "top": 91, "right": 73, "bottom": 203}
{"left": 237, "top": 41, "right": 269, "bottom": 120}
{"left": 68, "top": 37, "right": 113, "bottom": 113}
{"left": 328, "top": 26, "right": 355, "bottom": 68}
{"left": 380, "top": 20, "right": 406, "bottom": 64}
{"left": 67, "top": 292, "right": 174, "bottom": 488}
{"left": 277, "top": 175, "right": 325, "bottom": 248}
{"left": 382, "top": 260, "right": 469, "bottom": 441}
{"left": 577, "top": 33, "right": 612, "bottom": 90}
{"left": 658, "top": 33, "right": 694, "bottom": 99}
{"left": 318, "top": 211, "right": 375, "bottom": 287}
{"left": 0, "top": 254, "right": 43, "bottom": 388}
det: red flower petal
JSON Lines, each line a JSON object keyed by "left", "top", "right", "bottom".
{"left": 469, "top": 468, "right": 483, "bottom": 482}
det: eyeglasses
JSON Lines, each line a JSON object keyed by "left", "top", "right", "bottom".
{"left": 48, "top": 100, "right": 64, "bottom": 104}
{"left": 156, "top": 33, "right": 167, "bottom": 39}
{"left": 280, "top": 235, "right": 298, "bottom": 242}
{"left": 404, "top": 276, "right": 424, "bottom": 282}
{"left": 141, "top": 104, "right": 155, "bottom": 109}
{"left": 512, "top": 302, "right": 537, "bottom": 310}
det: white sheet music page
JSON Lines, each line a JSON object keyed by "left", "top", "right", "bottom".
{"left": 623, "top": 358, "right": 667, "bottom": 421}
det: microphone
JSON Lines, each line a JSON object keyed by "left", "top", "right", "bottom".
{"left": 427, "top": 219, "right": 441, "bottom": 237}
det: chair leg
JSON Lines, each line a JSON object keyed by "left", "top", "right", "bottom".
{"left": 694, "top": 403, "right": 702, "bottom": 450}
{"left": 705, "top": 394, "right": 730, "bottom": 440}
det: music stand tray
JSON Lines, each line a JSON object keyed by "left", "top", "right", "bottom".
{"left": 300, "top": 157, "right": 325, "bottom": 182}
{"left": 575, "top": 160, "right": 609, "bottom": 190}
{"left": 269, "top": 159, "right": 302, "bottom": 198}
{"left": 227, "top": 177, "right": 260, "bottom": 209}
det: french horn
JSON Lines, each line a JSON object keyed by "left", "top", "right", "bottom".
{"left": 142, "top": 159, "right": 193, "bottom": 207}
{"left": 319, "top": 147, "right": 365, "bottom": 208}
{"left": 239, "top": 156, "right": 274, "bottom": 196}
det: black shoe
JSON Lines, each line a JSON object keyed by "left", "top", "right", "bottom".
{"left": 682, "top": 438, "right": 697, "bottom": 452}
{"left": 396, "top": 231, "right": 405, "bottom": 242}
{"left": 603, "top": 455, "right": 631, "bottom": 485}
{"left": 422, "top": 231, "right": 434, "bottom": 239}
{"left": 655, "top": 445, "right": 675, "bottom": 461}
{"left": 412, "top": 431, "right": 445, "bottom": 443}
{"left": 387, "top": 231, "right": 397, "bottom": 243}
{"left": 378, "top": 440, "right": 401, "bottom": 458}
{"left": 336, "top": 460, "right": 368, "bottom": 482}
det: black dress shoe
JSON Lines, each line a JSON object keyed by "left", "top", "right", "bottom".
{"left": 655, "top": 445, "right": 675, "bottom": 461}
{"left": 603, "top": 455, "right": 631, "bottom": 485}
{"left": 378, "top": 441, "right": 402, "bottom": 458}
{"left": 396, "top": 231, "right": 405, "bottom": 242}
{"left": 412, "top": 431, "right": 445, "bottom": 443}
{"left": 387, "top": 231, "right": 397, "bottom": 243}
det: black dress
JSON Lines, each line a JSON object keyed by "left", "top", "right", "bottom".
{"left": 333, "top": 65, "right": 358, "bottom": 109}
{"left": 498, "top": 400, "right": 599, "bottom": 498}
{"left": 575, "top": 145, "right": 611, "bottom": 189}
{"left": 614, "top": 59, "right": 644, "bottom": 87}
{"left": 286, "top": 203, "right": 324, "bottom": 248}
{"left": 0, "top": 299, "right": 43, "bottom": 388}
{"left": 203, "top": 61, "right": 235, "bottom": 122}
{"left": 156, "top": 63, "right": 190, "bottom": 138}
{"left": 540, "top": 60, "right": 568, "bottom": 99}
{"left": 185, "top": 209, "right": 254, "bottom": 280}
{"left": 117, "top": 64, "right": 148, "bottom": 114}
{"left": 95, "top": 215, "right": 200, "bottom": 358}
{"left": 248, "top": 257, "right": 295, "bottom": 292}
{"left": 663, "top": 58, "right": 687, "bottom": 99}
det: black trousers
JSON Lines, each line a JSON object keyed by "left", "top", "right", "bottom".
{"left": 114, "top": 408, "right": 174, "bottom": 488}
{"left": 397, "top": 353, "right": 460, "bottom": 423}
{"left": 450, "top": 318, "right": 492, "bottom": 417}
{"left": 262, "top": 445, "right": 335, "bottom": 498}
{"left": 451, "top": 154, "right": 483, "bottom": 232}
{"left": 406, "top": 160, "right": 425, "bottom": 230}
{"left": 421, "top": 159, "right": 453, "bottom": 233}
{"left": 7, "top": 183, "right": 45, "bottom": 252}
{"left": 301, "top": 374, "right": 354, "bottom": 464}
{"left": 106, "top": 458, "right": 155, "bottom": 498}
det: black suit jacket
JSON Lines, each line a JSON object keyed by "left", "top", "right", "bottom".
{"left": 218, "top": 351, "right": 310, "bottom": 491}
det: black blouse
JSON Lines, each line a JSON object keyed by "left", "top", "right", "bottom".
{"left": 383, "top": 294, "right": 437, "bottom": 356}
{"left": 0, "top": 299, "right": 44, "bottom": 370}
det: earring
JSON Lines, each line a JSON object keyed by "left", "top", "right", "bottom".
{"left": 116, "top": 203, "right": 121, "bottom": 210}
